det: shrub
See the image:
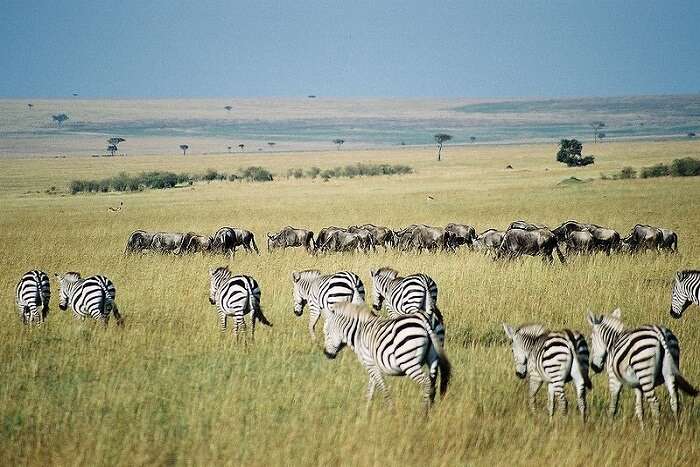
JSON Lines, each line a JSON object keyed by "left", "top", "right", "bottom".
{"left": 640, "top": 163, "right": 670, "bottom": 178}
{"left": 618, "top": 167, "right": 637, "bottom": 179}
{"left": 670, "top": 157, "right": 700, "bottom": 177}
{"left": 287, "top": 168, "right": 304, "bottom": 179}
{"left": 238, "top": 166, "right": 273, "bottom": 182}
{"left": 556, "top": 139, "right": 595, "bottom": 167}
{"left": 306, "top": 167, "right": 321, "bottom": 179}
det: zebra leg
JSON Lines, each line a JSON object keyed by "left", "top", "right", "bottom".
{"left": 575, "top": 380, "right": 587, "bottom": 421}
{"left": 251, "top": 314, "right": 257, "bottom": 341}
{"left": 634, "top": 388, "right": 645, "bottom": 428}
{"left": 308, "top": 309, "right": 321, "bottom": 339}
{"left": 608, "top": 377, "right": 622, "bottom": 418}
{"left": 112, "top": 303, "right": 124, "bottom": 327}
{"left": 644, "top": 389, "right": 660, "bottom": 425}
{"left": 234, "top": 316, "right": 246, "bottom": 341}
{"left": 366, "top": 378, "right": 376, "bottom": 403}
{"left": 528, "top": 377, "right": 542, "bottom": 414}
{"left": 663, "top": 365, "right": 680, "bottom": 422}
{"left": 406, "top": 366, "right": 434, "bottom": 415}
{"left": 219, "top": 313, "right": 227, "bottom": 332}
{"left": 547, "top": 384, "right": 556, "bottom": 420}
{"left": 557, "top": 387, "right": 568, "bottom": 416}
{"left": 367, "top": 367, "right": 391, "bottom": 408}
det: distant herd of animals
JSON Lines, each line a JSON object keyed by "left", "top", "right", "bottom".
{"left": 14, "top": 253, "right": 700, "bottom": 424}
{"left": 124, "top": 220, "right": 679, "bottom": 263}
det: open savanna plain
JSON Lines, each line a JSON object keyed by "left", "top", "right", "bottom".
{"left": 1, "top": 139, "right": 699, "bottom": 466}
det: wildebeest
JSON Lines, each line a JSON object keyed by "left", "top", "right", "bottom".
{"left": 346, "top": 226, "right": 377, "bottom": 252}
{"left": 473, "top": 229, "right": 505, "bottom": 254}
{"left": 319, "top": 230, "right": 366, "bottom": 253}
{"left": 357, "top": 224, "right": 396, "bottom": 249}
{"left": 622, "top": 224, "right": 664, "bottom": 253}
{"left": 660, "top": 228, "right": 678, "bottom": 253}
{"left": 124, "top": 230, "right": 155, "bottom": 254}
{"left": 181, "top": 233, "right": 213, "bottom": 254}
{"left": 267, "top": 226, "right": 315, "bottom": 252}
{"left": 315, "top": 226, "right": 347, "bottom": 248}
{"left": 508, "top": 220, "right": 549, "bottom": 231}
{"left": 150, "top": 232, "right": 187, "bottom": 254}
{"left": 553, "top": 220, "right": 620, "bottom": 255}
{"left": 498, "top": 228, "right": 566, "bottom": 263}
{"left": 211, "top": 227, "right": 260, "bottom": 256}
{"left": 445, "top": 223, "right": 477, "bottom": 249}
{"left": 397, "top": 225, "right": 453, "bottom": 253}
{"left": 565, "top": 230, "right": 595, "bottom": 255}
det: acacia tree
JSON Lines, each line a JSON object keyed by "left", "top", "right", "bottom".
{"left": 180, "top": 144, "right": 189, "bottom": 156}
{"left": 556, "top": 139, "right": 595, "bottom": 167}
{"left": 268, "top": 142, "right": 276, "bottom": 148}
{"left": 591, "top": 121, "right": 605, "bottom": 143}
{"left": 434, "top": 133, "right": 452, "bottom": 161}
{"left": 224, "top": 105, "right": 232, "bottom": 111}
{"left": 238, "top": 143, "right": 245, "bottom": 152}
{"left": 333, "top": 138, "right": 345, "bottom": 150}
{"left": 470, "top": 136, "right": 476, "bottom": 143}
{"left": 107, "top": 137, "right": 126, "bottom": 156}
{"left": 52, "top": 113, "right": 69, "bottom": 126}
{"left": 227, "top": 146, "right": 232, "bottom": 153}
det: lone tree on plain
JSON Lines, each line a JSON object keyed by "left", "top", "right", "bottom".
{"left": 227, "top": 146, "right": 232, "bottom": 153}
{"left": 27, "top": 103, "right": 33, "bottom": 109}
{"left": 590, "top": 121, "right": 605, "bottom": 143}
{"left": 470, "top": 136, "right": 476, "bottom": 143}
{"left": 107, "top": 137, "right": 126, "bottom": 156}
{"left": 556, "top": 139, "right": 595, "bottom": 167}
{"left": 238, "top": 143, "right": 245, "bottom": 152}
{"left": 224, "top": 105, "right": 232, "bottom": 111}
{"left": 333, "top": 138, "right": 345, "bottom": 150}
{"left": 180, "top": 144, "right": 189, "bottom": 156}
{"left": 268, "top": 142, "right": 276, "bottom": 147}
{"left": 433, "top": 133, "right": 452, "bottom": 161}
{"left": 52, "top": 113, "right": 69, "bottom": 126}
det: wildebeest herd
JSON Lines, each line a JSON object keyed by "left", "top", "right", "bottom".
{"left": 14, "top": 216, "right": 698, "bottom": 425}
{"left": 124, "top": 220, "right": 678, "bottom": 263}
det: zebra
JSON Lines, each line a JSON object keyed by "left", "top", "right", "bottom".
{"left": 209, "top": 266, "right": 272, "bottom": 338}
{"left": 322, "top": 302, "right": 451, "bottom": 415}
{"left": 503, "top": 323, "right": 592, "bottom": 420}
{"left": 670, "top": 270, "right": 700, "bottom": 319}
{"left": 587, "top": 308, "right": 698, "bottom": 426}
{"left": 291, "top": 269, "right": 365, "bottom": 339}
{"left": 56, "top": 272, "right": 123, "bottom": 326}
{"left": 15, "top": 270, "right": 51, "bottom": 325}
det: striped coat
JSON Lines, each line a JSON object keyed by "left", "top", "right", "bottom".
{"left": 209, "top": 266, "right": 271, "bottom": 337}
{"left": 57, "top": 272, "right": 123, "bottom": 326}
{"left": 15, "top": 270, "right": 51, "bottom": 325}
{"left": 670, "top": 270, "right": 700, "bottom": 318}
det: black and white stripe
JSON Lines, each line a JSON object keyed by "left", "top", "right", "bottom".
{"left": 292, "top": 270, "right": 365, "bottom": 339}
{"left": 670, "top": 270, "right": 700, "bottom": 319}
{"left": 15, "top": 270, "right": 51, "bottom": 325}
{"left": 209, "top": 266, "right": 271, "bottom": 337}
{"left": 323, "top": 302, "right": 451, "bottom": 414}
{"left": 56, "top": 272, "right": 123, "bottom": 326}
{"left": 588, "top": 308, "right": 698, "bottom": 425}
{"left": 503, "top": 323, "right": 592, "bottom": 420}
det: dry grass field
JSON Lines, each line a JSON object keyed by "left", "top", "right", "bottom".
{"left": 1, "top": 139, "right": 699, "bottom": 466}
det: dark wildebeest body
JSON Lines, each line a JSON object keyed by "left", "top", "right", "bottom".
{"left": 346, "top": 226, "right": 377, "bottom": 252}
{"left": 553, "top": 220, "right": 620, "bottom": 255}
{"left": 320, "top": 230, "right": 363, "bottom": 253}
{"left": 565, "top": 230, "right": 595, "bottom": 255}
{"left": 474, "top": 229, "right": 505, "bottom": 254}
{"left": 267, "top": 226, "right": 315, "bottom": 252}
{"left": 212, "top": 227, "right": 260, "bottom": 256}
{"left": 445, "top": 223, "right": 477, "bottom": 249}
{"left": 150, "top": 232, "right": 187, "bottom": 254}
{"left": 405, "top": 225, "right": 452, "bottom": 253}
{"left": 498, "top": 228, "right": 566, "bottom": 263}
{"left": 660, "top": 228, "right": 678, "bottom": 253}
{"left": 182, "top": 233, "right": 213, "bottom": 254}
{"left": 623, "top": 224, "right": 664, "bottom": 253}
{"left": 124, "top": 230, "right": 155, "bottom": 254}
{"left": 358, "top": 224, "right": 396, "bottom": 250}
{"left": 508, "top": 220, "right": 549, "bottom": 231}
{"left": 316, "top": 227, "right": 347, "bottom": 250}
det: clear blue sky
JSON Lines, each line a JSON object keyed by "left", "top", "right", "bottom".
{"left": 1, "top": 0, "right": 698, "bottom": 98}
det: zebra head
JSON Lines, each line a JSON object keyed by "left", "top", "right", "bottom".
{"left": 55, "top": 272, "right": 81, "bottom": 311}
{"left": 292, "top": 270, "right": 319, "bottom": 316}
{"left": 370, "top": 267, "right": 397, "bottom": 311}
{"left": 670, "top": 272, "right": 692, "bottom": 319}
{"left": 322, "top": 305, "right": 345, "bottom": 359}
{"left": 503, "top": 323, "right": 542, "bottom": 379}
{"left": 587, "top": 308, "right": 623, "bottom": 373}
{"left": 209, "top": 266, "right": 231, "bottom": 305}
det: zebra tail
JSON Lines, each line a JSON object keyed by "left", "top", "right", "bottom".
{"left": 427, "top": 327, "right": 451, "bottom": 397}
{"left": 565, "top": 330, "right": 592, "bottom": 390}
{"left": 657, "top": 329, "right": 697, "bottom": 396}
{"left": 255, "top": 303, "right": 273, "bottom": 327}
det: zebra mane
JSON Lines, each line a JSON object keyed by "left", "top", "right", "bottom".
{"left": 62, "top": 272, "right": 82, "bottom": 282}
{"left": 296, "top": 269, "right": 321, "bottom": 281}
{"left": 375, "top": 267, "right": 398, "bottom": 278}
{"left": 601, "top": 315, "right": 624, "bottom": 333}
{"left": 212, "top": 266, "right": 231, "bottom": 279}
{"left": 331, "top": 302, "right": 376, "bottom": 323}
{"left": 678, "top": 270, "right": 700, "bottom": 280}
{"left": 516, "top": 323, "right": 547, "bottom": 338}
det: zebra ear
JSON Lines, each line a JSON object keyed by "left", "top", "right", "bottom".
{"left": 587, "top": 311, "right": 599, "bottom": 326}
{"left": 54, "top": 273, "right": 61, "bottom": 279}
{"left": 675, "top": 271, "right": 684, "bottom": 283}
{"left": 611, "top": 307, "right": 622, "bottom": 319}
{"left": 369, "top": 269, "right": 376, "bottom": 277}
{"left": 502, "top": 323, "right": 514, "bottom": 340}
{"left": 291, "top": 271, "right": 300, "bottom": 282}
{"left": 208, "top": 268, "right": 216, "bottom": 276}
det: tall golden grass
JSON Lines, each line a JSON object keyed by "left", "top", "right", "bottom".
{"left": 1, "top": 140, "right": 699, "bottom": 465}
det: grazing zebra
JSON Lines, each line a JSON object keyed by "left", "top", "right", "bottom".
{"left": 503, "top": 323, "right": 592, "bottom": 420}
{"left": 209, "top": 266, "right": 272, "bottom": 338}
{"left": 670, "top": 270, "right": 700, "bottom": 319}
{"left": 56, "top": 272, "right": 123, "bottom": 326}
{"left": 15, "top": 270, "right": 51, "bottom": 325}
{"left": 587, "top": 308, "right": 698, "bottom": 425}
{"left": 291, "top": 269, "right": 365, "bottom": 339}
{"left": 369, "top": 267, "right": 446, "bottom": 384}
{"left": 323, "top": 302, "right": 451, "bottom": 414}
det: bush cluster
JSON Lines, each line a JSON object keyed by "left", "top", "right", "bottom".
{"left": 69, "top": 167, "right": 275, "bottom": 194}
{"left": 602, "top": 157, "right": 700, "bottom": 181}
{"left": 286, "top": 163, "right": 413, "bottom": 180}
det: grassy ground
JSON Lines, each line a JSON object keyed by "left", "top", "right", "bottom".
{"left": 1, "top": 139, "right": 699, "bottom": 466}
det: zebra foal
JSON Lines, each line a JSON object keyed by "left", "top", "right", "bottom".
{"left": 503, "top": 323, "right": 592, "bottom": 420}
